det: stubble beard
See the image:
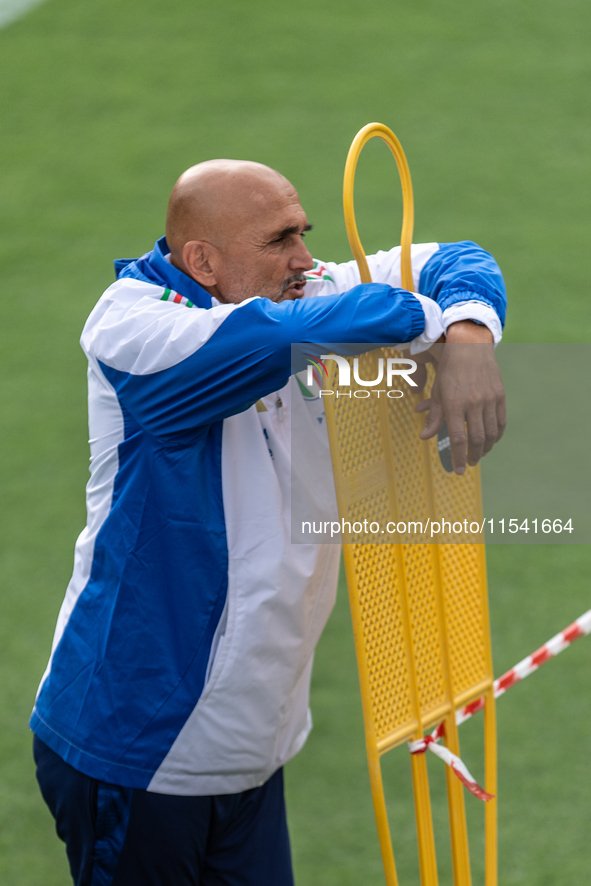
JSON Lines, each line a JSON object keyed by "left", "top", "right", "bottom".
{"left": 222, "top": 272, "right": 307, "bottom": 304}
{"left": 276, "top": 274, "right": 307, "bottom": 302}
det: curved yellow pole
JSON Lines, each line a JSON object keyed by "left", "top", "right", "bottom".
{"left": 338, "top": 123, "right": 496, "bottom": 886}
{"left": 342, "top": 123, "right": 438, "bottom": 886}
{"left": 343, "top": 122, "right": 415, "bottom": 290}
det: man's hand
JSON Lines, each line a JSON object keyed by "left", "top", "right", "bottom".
{"left": 414, "top": 320, "right": 506, "bottom": 475}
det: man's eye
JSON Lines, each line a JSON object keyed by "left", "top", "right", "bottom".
{"left": 269, "top": 230, "right": 306, "bottom": 245}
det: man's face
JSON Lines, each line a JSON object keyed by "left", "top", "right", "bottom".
{"left": 210, "top": 179, "right": 314, "bottom": 304}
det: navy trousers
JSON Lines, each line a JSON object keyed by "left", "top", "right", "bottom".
{"left": 34, "top": 736, "right": 294, "bottom": 886}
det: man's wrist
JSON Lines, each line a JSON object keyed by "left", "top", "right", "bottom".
{"left": 445, "top": 320, "right": 494, "bottom": 343}
{"left": 441, "top": 301, "right": 502, "bottom": 344}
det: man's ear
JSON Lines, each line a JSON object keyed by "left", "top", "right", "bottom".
{"left": 182, "top": 241, "right": 218, "bottom": 288}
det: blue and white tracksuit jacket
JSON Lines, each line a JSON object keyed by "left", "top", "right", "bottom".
{"left": 31, "top": 237, "right": 506, "bottom": 795}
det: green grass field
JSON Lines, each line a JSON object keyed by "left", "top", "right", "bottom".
{"left": 0, "top": 0, "right": 590, "bottom": 882}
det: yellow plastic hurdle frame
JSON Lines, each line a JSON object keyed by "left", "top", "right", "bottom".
{"left": 322, "top": 123, "right": 497, "bottom": 886}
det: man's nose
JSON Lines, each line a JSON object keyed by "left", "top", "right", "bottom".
{"left": 289, "top": 239, "right": 314, "bottom": 272}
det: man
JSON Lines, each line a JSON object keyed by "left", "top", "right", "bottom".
{"left": 32, "top": 160, "right": 506, "bottom": 885}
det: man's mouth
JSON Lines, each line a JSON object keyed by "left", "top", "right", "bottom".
{"left": 279, "top": 275, "right": 307, "bottom": 300}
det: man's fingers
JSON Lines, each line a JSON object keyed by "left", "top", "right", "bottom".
{"left": 415, "top": 356, "right": 506, "bottom": 472}
{"left": 466, "top": 406, "right": 486, "bottom": 466}
{"left": 496, "top": 393, "right": 507, "bottom": 442}
{"left": 412, "top": 362, "right": 428, "bottom": 393}
{"left": 446, "top": 410, "right": 468, "bottom": 474}
{"left": 482, "top": 402, "right": 500, "bottom": 456}
{"left": 417, "top": 397, "right": 444, "bottom": 440}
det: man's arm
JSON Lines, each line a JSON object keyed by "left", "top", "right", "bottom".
{"left": 413, "top": 242, "right": 507, "bottom": 473}
{"left": 85, "top": 281, "right": 442, "bottom": 442}
{"left": 307, "top": 241, "right": 507, "bottom": 473}
{"left": 306, "top": 240, "right": 506, "bottom": 344}
{"left": 415, "top": 320, "right": 506, "bottom": 474}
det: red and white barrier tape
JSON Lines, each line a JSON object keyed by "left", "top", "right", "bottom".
{"left": 458, "top": 608, "right": 591, "bottom": 726}
{"left": 408, "top": 608, "right": 591, "bottom": 802}
{"left": 408, "top": 731, "right": 494, "bottom": 801}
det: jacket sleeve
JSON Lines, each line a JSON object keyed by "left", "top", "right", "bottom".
{"left": 417, "top": 240, "right": 506, "bottom": 339}
{"left": 310, "top": 240, "right": 507, "bottom": 343}
{"left": 92, "top": 282, "right": 431, "bottom": 441}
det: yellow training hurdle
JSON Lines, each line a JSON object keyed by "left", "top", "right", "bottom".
{"left": 322, "top": 123, "right": 497, "bottom": 886}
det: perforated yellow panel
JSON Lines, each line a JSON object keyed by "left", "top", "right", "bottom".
{"left": 334, "top": 355, "right": 384, "bottom": 478}
{"left": 439, "top": 544, "right": 489, "bottom": 703}
{"left": 349, "top": 544, "right": 417, "bottom": 747}
{"left": 334, "top": 121, "right": 497, "bottom": 886}
{"left": 324, "top": 350, "right": 493, "bottom": 739}
{"left": 402, "top": 544, "right": 449, "bottom": 727}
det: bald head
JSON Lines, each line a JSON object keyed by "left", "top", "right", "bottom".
{"left": 164, "top": 158, "right": 313, "bottom": 304}
{"left": 166, "top": 159, "right": 292, "bottom": 262}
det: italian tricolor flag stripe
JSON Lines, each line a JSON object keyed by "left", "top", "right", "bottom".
{"left": 304, "top": 260, "right": 334, "bottom": 283}
{"left": 161, "top": 288, "right": 195, "bottom": 309}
